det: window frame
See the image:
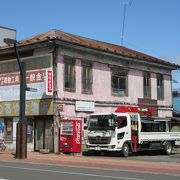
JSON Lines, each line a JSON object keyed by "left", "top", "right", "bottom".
{"left": 4, "top": 118, "right": 13, "bottom": 143}
{"left": 157, "top": 74, "right": 164, "bottom": 100}
{"left": 64, "top": 57, "right": 76, "bottom": 92}
{"left": 111, "top": 68, "right": 128, "bottom": 97}
{"left": 27, "top": 118, "right": 33, "bottom": 143}
{"left": 143, "top": 71, "right": 151, "bottom": 98}
{"left": 81, "top": 60, "right": 93, "bottom": 94}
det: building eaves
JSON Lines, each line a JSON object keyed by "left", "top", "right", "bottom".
{"left": 0, "top": 29, "right": 179, "bottom": 69}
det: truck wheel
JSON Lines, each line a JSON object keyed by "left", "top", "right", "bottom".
{"left": 164, "top": 141, "right": 172, "bottom": 155}
{"left": 122, "top": 143, "right": 129, "bottom": 157}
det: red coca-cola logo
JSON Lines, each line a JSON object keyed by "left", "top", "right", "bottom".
{"left": 75, "top": 122, "right": 81, "bottom": 144}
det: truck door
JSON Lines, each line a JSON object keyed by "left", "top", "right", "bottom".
{"left": 116, "top": 115, "right": 131, "bottom": 145}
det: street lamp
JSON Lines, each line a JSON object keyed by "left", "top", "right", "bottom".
{"left": 4, "top": 38, "right": 27, "bottom": 159}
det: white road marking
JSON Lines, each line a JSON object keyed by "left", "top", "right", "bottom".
{"left": 0, "top": 164, "right": 144, "bottom": 180}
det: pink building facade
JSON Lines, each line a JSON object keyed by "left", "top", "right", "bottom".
{"left": 56, "top": 54, "right": 172, "bottom": 119}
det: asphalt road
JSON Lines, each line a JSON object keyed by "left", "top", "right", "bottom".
{"left": 0, "top": 160, "right": 179, "bottom": 180}
{"left": 90, "top": 148, "right": 180, "bottom": 163}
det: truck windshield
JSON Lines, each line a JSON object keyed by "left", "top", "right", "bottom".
{"left": 88, "top": 115, "right": 116, "bottom": 130}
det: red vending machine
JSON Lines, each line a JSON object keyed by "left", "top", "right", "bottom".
{"left": 59, "top": 119, "right": 82, "bottom": 153}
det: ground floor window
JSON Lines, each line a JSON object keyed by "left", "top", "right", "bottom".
{"left": 4, "top": 118, "right": 13, "bottom": 142}
{"left": 27, "top": 118, "right": 33, "bottom": 143}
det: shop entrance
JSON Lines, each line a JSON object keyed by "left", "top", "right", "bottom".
{"left": 34, "top": 116, "right": 54, "bottom": 152}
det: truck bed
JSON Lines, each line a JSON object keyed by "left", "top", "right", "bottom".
{"left": 139, "top": 132, "right": 180, "bottom": 143}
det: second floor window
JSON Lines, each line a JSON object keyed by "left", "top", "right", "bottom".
{"left": 82, "top": 60, "right": 93, "bottom": 94}
{"left": 157, "top": 74, "right": 164, "bottom": 100}
{"left": 111, "top": 69, "right": 128, "bottom": 97}
{"left": 64, "top": 57, "right": 75, "bottom": 92}
{"left": 143, "top": 72, "right": 151, "bottom": 98}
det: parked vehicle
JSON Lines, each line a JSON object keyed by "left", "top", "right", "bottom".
{"left": 86, "top": 106, "right": 180, "bottom": 157}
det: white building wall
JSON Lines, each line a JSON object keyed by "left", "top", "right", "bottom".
{"left": 0, "top": 26, "right": 16, "bottom": 46}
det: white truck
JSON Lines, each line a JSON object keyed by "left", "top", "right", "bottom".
{"left": 86, "top": 106, "right": 180, "bottom": 157}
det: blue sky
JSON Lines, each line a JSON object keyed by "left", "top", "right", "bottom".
{"left": 0, "top": 0, "right": 180, "bottom": 88}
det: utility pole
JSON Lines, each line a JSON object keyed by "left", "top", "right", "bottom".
{"left": 4, "top": 38, "right": 27, "bottom": 159}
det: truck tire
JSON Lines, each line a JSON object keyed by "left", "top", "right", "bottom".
{"left": 164, "top": 141, "right": 172, "bottom": 155}
{"left": 122, "top": 143, "right": 129, "bottom": 157}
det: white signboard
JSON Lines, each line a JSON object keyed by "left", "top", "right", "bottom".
{"left": 0, "top": 69, "right": 50, "bottom": 101}
{"left": 75, "top": 101, "right": 95, "bottom": 112}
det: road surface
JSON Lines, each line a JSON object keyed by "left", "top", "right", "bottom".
{"left": 0, "top": 160, "right": 179, "bottom": 180}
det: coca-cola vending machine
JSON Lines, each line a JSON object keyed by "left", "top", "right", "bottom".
{"left": 59, "top": 119, "right": 82, "bottom": 153}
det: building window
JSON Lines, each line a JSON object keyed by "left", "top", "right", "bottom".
{"left": 157, "top": 74, "right": 164, "bottom": 100}
{"left": 27, "top": 118, "right": 33, "bottom": 143}
{"left": 111, "top": 69, "right": 128, "bottom": 97}
{"left": 64, "top": 57, "right": 75, "bottom": 92}
{"left": 4, "top": 118, "right": 13, "bottom": 142}
{"left": 143, "top": 72, "right": 151, "bottom": 98}
{"left": 82, "top": 60, "right": 93, "bottom": 94}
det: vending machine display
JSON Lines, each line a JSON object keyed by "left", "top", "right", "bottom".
{"left": 59, "top": 119, "right": 82, "bottom": 153}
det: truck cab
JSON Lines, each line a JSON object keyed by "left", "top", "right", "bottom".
{"left": 86, "top": 112, "right": 139, "bottom": 156}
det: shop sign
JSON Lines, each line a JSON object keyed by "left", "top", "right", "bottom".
{"left": 46, "top": 68, "right": 53, "bottom": 96}
{"left": 0, "top": 99, "right": 53, "bottom": 117}
{"left": 0, "top": 69, "right": 48, "bottom": 101}
{"left": 0, "top": 70, "right": 44, "bottom": 87}
{"left": 138, "top": 98, "right": 157, "bottom": 105}
{"left": 138, "top": 98, "right": 158, "bottom": 116}
{"left": 75, "top": 101, "right": 94, "bottom": 112}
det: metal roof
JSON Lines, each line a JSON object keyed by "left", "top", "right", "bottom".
{"left": 1, "top": 29, "right": 179, "bottom": 68}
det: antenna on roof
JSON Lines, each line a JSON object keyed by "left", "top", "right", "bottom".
{"left": 121, "top": 0, "right": 132, "bottom": 46}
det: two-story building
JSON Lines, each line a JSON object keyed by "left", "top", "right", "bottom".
{"left": 0, "top": 29, "right": 179, "bottom": 153}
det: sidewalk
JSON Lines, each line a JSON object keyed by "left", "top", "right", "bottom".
{"left": 0, "top": 151, "right": 180, "bottom": 176}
